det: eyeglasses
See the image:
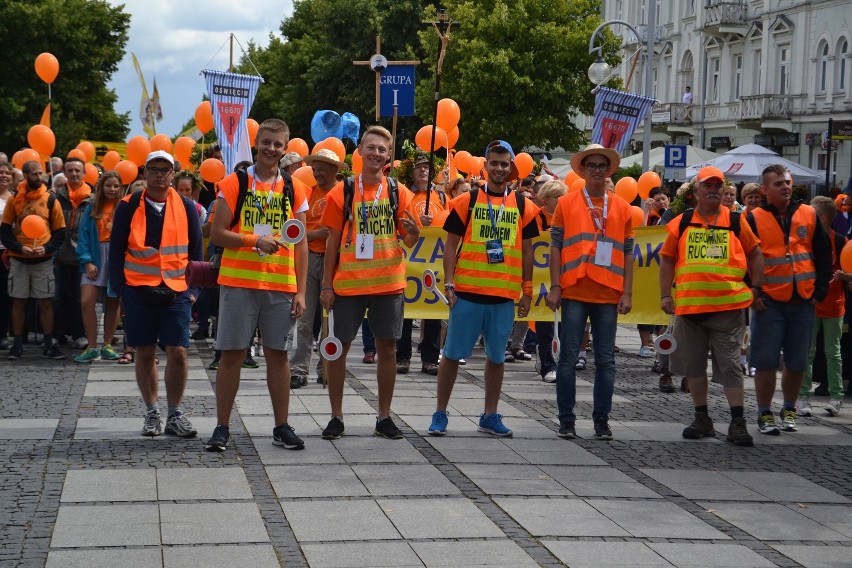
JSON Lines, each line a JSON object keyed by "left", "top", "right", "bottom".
{"left": 583, "top": 162, "right": 609, "bottom": 172}
{"left": 146, "top": 167, "right": 173, "bottom": 177}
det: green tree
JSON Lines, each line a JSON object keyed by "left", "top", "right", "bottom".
{"left": 415, "top": 0, "right": 621, "bottom": 152}
{"left": 0, "top": 0, "right": 130, "bottom": 158}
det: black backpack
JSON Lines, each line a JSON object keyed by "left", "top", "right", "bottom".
{"left": 678, "top": 208, "right": 741, "bottom": 238}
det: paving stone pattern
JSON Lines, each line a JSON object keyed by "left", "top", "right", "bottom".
{"left": 2, "top": 325, "right": 852, "bottom": 567}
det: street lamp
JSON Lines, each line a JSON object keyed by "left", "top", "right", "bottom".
{"left": 587, "top": 5, "right": 656, "bottom": 173}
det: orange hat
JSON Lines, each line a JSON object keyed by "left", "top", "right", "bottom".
{"left": 697, "top": 166, "right": 725, "bottom": 182}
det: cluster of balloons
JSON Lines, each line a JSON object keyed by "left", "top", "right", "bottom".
{"left": 414, "top": 98, "right": 460, "bottom": 153}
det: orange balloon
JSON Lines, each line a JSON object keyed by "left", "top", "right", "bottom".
{"left": 475, "top": 157, "right": 486, "bottom": 176}
{"left": 515, "top": 152, "right": 535, "bottom": 179}
{"left": 66, "top": 148, "right": 86, "bottom": 162}
{"left": 637, "top": 171, "right": 662, "bottom": 200}
{"left": 287, "top": 138, "right": 309, "bottom": 158}
{"left": 126, "top": 136, "right": 151, "bottom": 166}
{"left": 14, "top": 149, "right": 40, "bottom": 169}
{"left": 570, "top": 178, "right": 585, "bottom": 193}
{"left": 27, "top": 125, "right": 55, "bottom": 157}
{"left": 10, "top": 151, "right": 22, "bottom": 169}
{"left": 630, "top": 205, "right": 646, "bottom": 227}
{"left": 436, "top": 98, "right": 461, "bottom": 132}
{"left": 149, "top": 134, "right": 172, "bottom": 154}
{"left": 173, "top": 136, "right": 195, "bottom": 158}
{"left": 415, "top": 125, "right": 446, "bottom": 152}
{"left": 351, "top": 148, "right": 363, "bottom": 174}
{"left": 614, "top": 177, "right": 639, "bottom": 203}
{"left": 115, "top": 160, "right": 139, "bottom": 185}
{"left": 199, "top": 158, "right": 226, "bottom": 183}
{"left": 84, "top": 163, "right": 99, "bottom": 185}
{"left": 314, "top": 137, "right": 345, "bottom": 161}
{"left": 76, "top": 141, "right": 96, "bottom": 162}
{"left": 564, "top": 170, "right": 580, "bottom": 187}
{"left": 194, "top": 101, "right": 214, "bottom": 135}
{"left": 102, "top": 150, "right": 121, "bottom": 171}
{"left": 841, "top": 240, "right": 852, "bottom": 272}
{"left": 246, "top": 119, "right": 259, "bottom": 147}
{"left": 453, "top": 150, "right": 472, "bottom": 173}
{"left": 292, "top": 165, "right": 317, "bottom": 187}
{"left": 20, "top": 215, "right": 49, "bottom": 239}
{"left": 446, "top": 126, "right": 460, "bottom": 149}
{"left": 34, "top": 53, "right": 59, "bottom": 84}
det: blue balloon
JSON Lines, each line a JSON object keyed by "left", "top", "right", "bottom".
{"left": 311, "top": 110, "right": 343, "bottom": 143}
{"left": 341, "top": 113, "right": 361, "bottom": 144}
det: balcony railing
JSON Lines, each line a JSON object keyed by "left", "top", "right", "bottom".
{"left": 703, "top": 2, "right": 747, "bottom": 28}
{"left": 740, "top": 95, "right": 795, "bottom": 120}
{"left": 670, "top": 103, "right": 692, "bottom": 125}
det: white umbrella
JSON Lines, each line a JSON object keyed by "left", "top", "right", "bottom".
{"left": 685, "top": 143, "right": 821, "bottom": 184}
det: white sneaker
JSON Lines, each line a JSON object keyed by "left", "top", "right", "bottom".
{"left": 256, "top": 345, "right": 264, "bottom": 357}
{"left": 638, "top": 346, "right": 654, "bottom": 358}
{"left": 826, "top": 399, "right": 844, "bottom": 417}
{"left": 543, "top": 370, "right": 557, "bottom": 383}
{"left": 796, "top": 397, "right": 813, "bottom": 417}
{"left": 73, "top": 337, "right": 89, "bottom": 349}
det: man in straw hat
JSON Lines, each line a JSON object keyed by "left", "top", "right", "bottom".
{"left": 289, "top": 148, "right": 346, "bottom": 389}
{"left": 546, "top": 144, "right": 634, "bottom": 441}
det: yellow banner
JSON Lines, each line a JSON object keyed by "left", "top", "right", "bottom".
{"left": 401, "top": 226, "right": 669, "bottom": 325}
{"left": 82, "top": 140, "right": 128, "bottom": 162}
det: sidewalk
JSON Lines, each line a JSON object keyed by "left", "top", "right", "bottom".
{"left": 1, "top": 325, "right": 851, "bottom": 567}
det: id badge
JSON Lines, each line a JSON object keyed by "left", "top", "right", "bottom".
{"left": 706, "top": 246, "right": 723, "bottom": 258}
{"left": 594, "top": 241, "right": 613, "bottom": 267}
{"left": 253, "top": 223, "right": 272, "bottom": 238}
{"left": 356, "top": 233, "right": 375, "bottom": 259}
{"left": 486, "top": 239, "right": 505, "bottom": 264}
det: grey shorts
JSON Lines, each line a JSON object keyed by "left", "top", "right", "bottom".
{"left": 670, "top": 309, "right": 745, "bottom": 388}
{"left": 332, "top": 293, "right": 404, "bottom": 343}
{"left": 215, "top": 285, "right": 295, "bottom": 352}
{"left": 9, "top": 258, "right": 54, "bottom": 299}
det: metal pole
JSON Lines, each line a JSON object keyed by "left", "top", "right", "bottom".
{"left": 825, "top": 118, "right": 833, "bottom": 196}
{"left": 642, "top": 0, "right": 655, "bottom": 172}
{"left": 699, "top": 39, "right": 708, "bottom": 150}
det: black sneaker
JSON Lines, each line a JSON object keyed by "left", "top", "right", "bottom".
{"left": 290, "top": 375, "right": 306, "bottom": 390}
{"left": 191, "top": 328, "right": 209, "bottom": 340}
{"left": 273, "top": 423, "right": 305, "bottom": 449}
{"left": 374, "top": 417, "right": 404, "bottom": 439}
{"left": 205, "top": 424, "right": 230, "bottom": 452}
{"left": 7, "top": 344, "right": 23, "bottom": 360}
{"left": 43, "top": 343, "right": 66, "bottom": 360}
{"left": 593, "top": 419, "right": 613, "bottom": 440}
{"left": 682, "top": 412, "right": 715, "bottom": 439}
{"left": 558, "top": 422, "right": 576, "bottom": 439}
{"left": 726, "top": 417, "right": 754, "bottom": 447}
{"left": 242, "top": 355, "right": 260, "bottom": 369}
{"left": 321, "top": 417, "right": 345, "bottom": 440}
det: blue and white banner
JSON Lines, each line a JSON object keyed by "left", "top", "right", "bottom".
{"left": 592, "top": 87, "right": 657, "bottom": 153}
{"left": 203, "top": 70, "right": 263, "bottom": 174}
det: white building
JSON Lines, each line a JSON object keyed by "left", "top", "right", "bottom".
{"left": 599, "top": 0, "right": 851, "bottom": 189}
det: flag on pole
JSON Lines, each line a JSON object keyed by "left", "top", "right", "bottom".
{"left": 591, "top": 87, "right": 657, "bottom": 153}
{"left": 131, "top": 52, "right": 155, "bottom": 137}
{"left": 202, "top": 69, "right": 263, "bottom": 174}
{"left": 151, "top": 79, "right": 163, "bottom": 122}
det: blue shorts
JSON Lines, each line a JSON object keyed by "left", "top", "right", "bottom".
{"left": 122, "top": 286, "right": 191, "bottom": 348}
{"left": 749, "top": 298, "right": 815, "bottom": 373}
{"left": 443, "top": 297, "right": 515, "bottom": 364}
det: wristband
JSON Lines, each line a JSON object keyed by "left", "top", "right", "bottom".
{"left": 321, "top": 287, "right": 334, "bottom": 292}
{"left": 660, "top": 295, "right": 672, "bottom": 300}
{"left": 550, "top": 284, "right": 561, "bottom": 290}
{"left": 241, "top": 233, "right": 258, "bottom": 248}
{"left": 522, "top": 281, "right": 533, "bottom": 297}
{"left": 444, "top": 283, "right": 455, "bottom": 289}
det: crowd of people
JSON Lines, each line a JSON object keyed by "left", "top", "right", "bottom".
{"left": 0, "top": 120, "right": 847, "bottom": 450}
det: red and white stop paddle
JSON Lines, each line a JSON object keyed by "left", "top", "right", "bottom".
{"left": 654, "top": 316, "right": 677, "bottom": 355}
{"left": 280, "top": 219, "right": 305, "bottom": 245}
{"left": 319, "top": 309, "right": 343, "bottom": 361}
{"left": 551, "top": 308, "right": 560, "bottom": 359}
{"left": 422, "top": 269, "right": 448, "bottom": 305}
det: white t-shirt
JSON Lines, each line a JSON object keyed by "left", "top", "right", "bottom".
{"left": 682, "top": 91, "right": 693, "bottom": 104}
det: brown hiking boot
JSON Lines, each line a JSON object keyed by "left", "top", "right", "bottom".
{"left": 682, "top": 412, "right": 715, "bottom": 439}
{"left": 659, "top": 372, "right": 676, "bottom": 393}
{"left": 726, "top": 417, "right": 754, "bottom": 447}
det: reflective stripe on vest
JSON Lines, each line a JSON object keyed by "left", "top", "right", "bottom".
{"left": 455, "top": 190, "right": 524, "bottom": 300}
{"left": 556, "top": 191, "right": 629, "bottom": 292}
{"left": 751, "top": 205, "right": 817, "bottom": 301}
{"left": 123, "top": 189, "right": 189, "bottom": 292}
{"left": 672, "top": 209, "right": 751, "bottom": 315}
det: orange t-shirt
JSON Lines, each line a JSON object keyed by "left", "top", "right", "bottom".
{"left": 1, "top": 185, "right": 66, "bottom": 257}
{"left": 306, "top": 183, "right": 335, "bottom": 253}
{"left": 96, "top": 201, "right": 116, "bottom": 242}
{"left": 817, "top": 232, "right": 846, "bottom": 319}
{"left": 408, "top": 190, "right": 447, "bottom": 227}
{"left": 552, "top": 195, "right": 634, "bottom": 304}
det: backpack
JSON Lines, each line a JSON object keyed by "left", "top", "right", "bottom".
{"left": 341, "top": 176, "right": 399, "bottom": 246}
{"left": 456, "top": 187, "right": 527, "bottom": 257}
{"left": 678, "top": 208, "right": 741, "bottom": 239}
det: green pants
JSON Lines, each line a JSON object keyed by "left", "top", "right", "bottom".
{"left": 802, "top": 316, "right": 845, "bottom": 399}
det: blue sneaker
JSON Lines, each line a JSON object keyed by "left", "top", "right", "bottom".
{"left": 428, "top": 411, "right": 448, "bottom": 436}
{"left": 478, "top": 413, "right": 512, "bottom": 437}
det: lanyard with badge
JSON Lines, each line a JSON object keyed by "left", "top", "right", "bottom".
{"left": 583, "top": 188, "right": 612, "bottom": 267}
{"left": 356, "top": 174, "right": 383, "bottom": 260}
{"left": 484, "top": 183, "right": 508, "bottom": 264}
{"left": 248, "top": 165, "right": 279, "bottom": 256}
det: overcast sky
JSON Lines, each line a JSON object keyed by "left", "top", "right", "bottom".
{"left": 106, "top": 0, "right": 294, "bottom": 139}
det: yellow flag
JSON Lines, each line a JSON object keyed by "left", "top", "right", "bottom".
{"left": 131, "top": 52, "right": 155, "bottom": 136}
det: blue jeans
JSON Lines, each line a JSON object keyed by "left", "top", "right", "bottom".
{"left": 556, "top": 299, "right": 618, "bottom": 424}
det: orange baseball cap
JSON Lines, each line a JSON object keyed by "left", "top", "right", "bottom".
{"left": 697, "top": 166, "right": 725, "bottom": 182}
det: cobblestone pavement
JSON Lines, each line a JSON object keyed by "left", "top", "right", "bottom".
{"left": 2, "top": 325, "right": 852, "bottom": 567}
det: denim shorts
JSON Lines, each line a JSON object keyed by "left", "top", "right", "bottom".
{"left": 443, "top": 297, "right": 515, "bottom": 364}
{"left": 749, "top": 298, "right": 816, "bottom": 373}
{"left": 122, "top": 285, "right": 191, "bottom": 348}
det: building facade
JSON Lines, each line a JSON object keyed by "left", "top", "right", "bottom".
{"left": 601, "top": 0, "right": 851, "bottom": 189}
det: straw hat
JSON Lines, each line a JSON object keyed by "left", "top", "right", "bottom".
{"left": 569, "top": 144, "right": 620, "bottom": 178}
{"left": 302, "top": 148, "right": 346, "bottom": 170}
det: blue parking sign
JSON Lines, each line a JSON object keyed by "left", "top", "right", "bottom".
{"left": 379, "top": 65, "right": 416, "bottom": 117}
{"left": 665, "top": 145, "right": 687, "bottom": 168}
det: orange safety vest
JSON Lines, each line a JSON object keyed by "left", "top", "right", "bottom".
{"left": 123, "top": 189, "right": 189, "bottom": 292}
{"left": 333, "top": 177, "right": 405, "bottom": 295}
{"left": 556, "top": 190, "right": 630, "bottom": 293}
{"left": 455, "top": 189, "right": 526, "bottom": 300}
{"left": 671, "top": 208, "right": 751, "bottom": 315}
{"left": 750, "top": 204, "right": 817, "bottom": 301}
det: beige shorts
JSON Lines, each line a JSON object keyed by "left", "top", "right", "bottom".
{"left": 670, "top": 309, "right": 745, "bottom": 388}
{"left": 8, "top": 258, "right": 54, "bottom": 299}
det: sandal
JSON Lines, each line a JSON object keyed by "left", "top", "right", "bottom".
{"left": 117, "top": 351, "right": 134, "bottom": 364}
{"left": 575, "top": 355, "right": 587, "bottom": 370}
{"left": 510, "top": 348, "right": 532, "bottom": 361}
